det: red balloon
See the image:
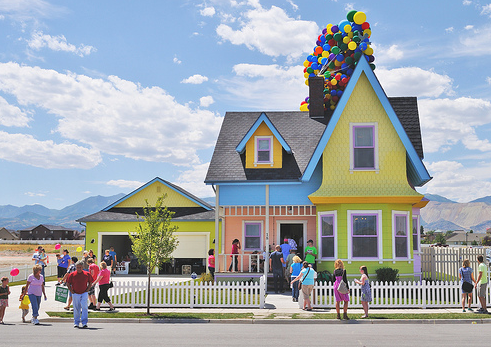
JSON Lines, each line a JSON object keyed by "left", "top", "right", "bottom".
{"left": 362, "top": 22, "right": 370, "bottom": 30}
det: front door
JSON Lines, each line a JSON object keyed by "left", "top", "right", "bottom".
{"left": 279, "top": 223, "right": 304, "bottom": 260}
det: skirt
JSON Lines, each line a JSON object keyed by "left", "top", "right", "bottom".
{"left": 0, "top": 299, "right": 8, "bottom": 307}
{"left": 334, "top": 278, "right": 349, "bottom": 302}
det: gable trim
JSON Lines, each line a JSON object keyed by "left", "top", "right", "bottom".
{"left": 235, "top": 112, "right": 292, "bottom": 154}
{"left": 301, "top": 55, "right": 432, "bottom": 187}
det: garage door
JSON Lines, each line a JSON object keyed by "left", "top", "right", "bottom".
{"left": 172, "top": 234, "right": 208, "bottom": 259}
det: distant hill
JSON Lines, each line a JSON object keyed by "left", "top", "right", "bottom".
{"left": 422, "top": 219, "right": 464, "bottom": 232}
{"left": 424, "top": 194, "right": 456, "bottom": 203}
{"left": 469, "top": 196, "right": 491, "bottom": 205}
{"left": 0, "top": 193, "right": 125, "bottom": 231}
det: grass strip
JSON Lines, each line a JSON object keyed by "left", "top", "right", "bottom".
{"left": 300, "top": 312, "right": 491, "bottom": 320}
{"left": 9, "top": 276, "right": 58, "bottom": 287}
{"left": 46, "top": 311, "right": 254, "bottom": 320}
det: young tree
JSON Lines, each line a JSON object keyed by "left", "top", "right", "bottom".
{"left": 129, "top": 195, "right": 179, "bottom": 314}
{"left": 434, "top": 233, "right": 446, "bottom": 245}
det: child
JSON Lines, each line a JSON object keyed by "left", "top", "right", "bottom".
{"left": 207, "top": 249, "right": 215, "bottom": 278}
{"left": 19, "top": 285, "right": 30, "bottom": 323}
{"left": 354, "top": 265, "right": 371, "bottom": 318}
{"left": 228, "top": 239, "right": 241, "bottom": 272}
{"left": 0, "top": 276, "right": 10, "bottom": 324}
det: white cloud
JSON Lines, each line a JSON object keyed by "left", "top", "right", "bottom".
{"left": 376, "top": 67, "right": 453, "bottom": 98}
{"left": 464, "top": 25, "right": 474, "bottom": 30}
{"left": 25, "top": 191, "right": 46, "bottom": 197}
{"left": 458, "top": 26, "right": 491, "bottom": 55}
{"left": 0, "top": 131, "right": 101, "bottom": 169}
{"left": 344, "top": 3, "right": 355, "bottom": 11}
{"left": 199, "top": 95, "right": 215, "bottom": 107}
{"left": 463, "top": 0, "right": 472, "bottom": 5}
{"left": 27, "top": 31, "right": 96, "bottom": 57}
{"left": 482, "top": 4, "right": 491, "bottom": 16}
{"left": 106, "top": 179, "right": 144, "bottom": 189}
{"left": 200, "top": 6, "right": 216, "bottom": 17}
{"left": 486, "top": 76, "right": 491, "bottom": 84}
{"left": 445, "top": 27, "right": 454, "bottom": 33}
{"left": 221, "top": 63, "right": 306, "bottom": 110}
{"left": 174, "top": 162, "right": 214, "bottom": 198}
{"left": 371, "top": 44, "right": 404, "bottom": 65}
{"left": 287, "top": 0, "right": 298, "bottom": 11}
{"left": 0, "top": 62, "right": 223, "bottom": 166}
{"left": 0, "top": 96, "right": 30, "bottom": 127}
{"left": 173, "top": 56, "right": 181, "bottom": 64}
{"left": 0, "top": 0, "right": 65, "bottom": 21}
{"left": 181, "top": 74, "right": 209, "bottom": 84}
{"left": 216, "top": 5, "right": 319, "bottom": 61}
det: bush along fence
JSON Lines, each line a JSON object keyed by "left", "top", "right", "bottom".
{"left": 109, "top": 276, "right": 266, "bottom": 309}
{"left": 313, "top": 280, "right": 490, "bottom": 309}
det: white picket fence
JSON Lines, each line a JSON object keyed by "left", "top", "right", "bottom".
{"left": 0, "top": 263, "right": 58, "bottom": 283}
{"left": 313, "top": 280, "right": 490, "bottom": 309}
{"left": 109, "top": 276, "right": 266, "bottom": 309}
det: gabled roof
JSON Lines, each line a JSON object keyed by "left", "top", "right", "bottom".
{"left": 301, "top": 56, "right": 432, "bottom": 187}
{"left": 235, "top": 112, "right": 292, "bottom": 154}
{"left": 103, "top": 177, "right": 213, "bottom": 211}
{"left": 19, "top": 224, "right": 76, "bottom": 232}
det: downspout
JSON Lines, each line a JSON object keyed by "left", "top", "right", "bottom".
{"left": 264, "top": 184, "right": 269, "bottom": 289}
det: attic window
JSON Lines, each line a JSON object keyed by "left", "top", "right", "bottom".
{"left": 255, "top": 136, "right": 273, "bottom": 165}
{"left": 350, "top": 123, "right": 379, "bottom": 171}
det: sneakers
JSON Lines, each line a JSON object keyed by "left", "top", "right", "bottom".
{"left": 88, "top": 303, "right": 95, "bottom": 309}
{"left": 74, "top": 324, "right": 79, "bottom": 328}
{"left": 468, "top": 307, "right": 474, "bottom": 312}
{"left": 462, "top": 309, "right": 466, "bottom": 312}
{"left": 82, "top": 325, "right": 88, "bottom": 329}
{"left": 108, "top": 307, "right": 116, "bottom": 311}
{"left": 33, "top": 318, "right": 39, "bottom": 325}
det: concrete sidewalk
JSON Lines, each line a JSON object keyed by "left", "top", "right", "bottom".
{"left": 3, "top": 277, "right": 489, "bottom": 324}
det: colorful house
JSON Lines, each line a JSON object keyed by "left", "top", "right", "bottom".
{"left": 78, "top": 177, "right": 217, "bottom": 275}
{"left": 205, "top": 56, "right": 431, "bottom": 280}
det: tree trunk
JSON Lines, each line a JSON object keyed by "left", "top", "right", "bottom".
{"left": 147, "top": 268, "right": 151, "bottom": 315}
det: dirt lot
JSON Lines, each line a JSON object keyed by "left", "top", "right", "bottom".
{"left": 0, "top": 244, "right": 79, "bottom": 269}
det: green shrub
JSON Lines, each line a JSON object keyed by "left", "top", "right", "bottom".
{"left": 375, "top": 267, "right": 399, "bottom": 283}
{"left": 197, "top": 272, "right": 213, "bottom": 284}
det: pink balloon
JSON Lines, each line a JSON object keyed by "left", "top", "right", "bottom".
{"left": 10, "top": 268, "right": 19, "bottom": 276}
{"left": 55, "top": 243, "right": 61, "bottom": 250}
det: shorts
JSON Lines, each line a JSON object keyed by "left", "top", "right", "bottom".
{"left": 57, "top": 266, "right": 67, "bottom": 278}
{"left": 0, "top": 299, "right": 8, "bottom": 307}
{"left": 301, "top": 284, "right": 314, "bottom": 298}
{"left": 478, "top": 283, "right": 488, "bottom": 298}
{"left": 88, "top": 286, "right": 95, "bottom": 296}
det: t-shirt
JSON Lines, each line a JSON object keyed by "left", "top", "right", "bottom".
{"left": 0, "top": 285, "right": 9, "bottom": 299}
{"left": 27, "top": 274, "right": 44, "bottom": 296}
{"left": 231, "top": 243, "right": 239, "bottom": 255}
{"left": 103, "top": 254, "right": 113, "bottom": 267}
{"left": 66, "top": 263, "right": 76, "bottom": 275}
{"left": 89, "top": 263, "right": 100, "bottom": 280}
{"left": 270, "top": 251, "right": 283, "bottom": 271}
{"left": 479, "top": 262, "right": 488, "bottom": 284}
{"left": 280, "top": 244, "right": 291, "bottom": 267}
{"left": 58, "top": 254, "right": 71, "bottom": 268}
{"left": 208, "top": 255, "right": 215, "bottom": 268}
{"left": 98, "top": 268, "right": 111, "bottom": 285}
{"left": 304, "top": 246, "right": 317, "bottom": 264}
{"left": 291, "top": 262, "right": 302, "bottom": 277}
{"left": 32, "top": 252, "right": 42, "bottom": 265}
{"left": 460, "top": 267, "right": 473, "bottom": 283}
{"left": 300, "top": 267, "right": 316, "bottom": 286}
{"left": 285, "top": 253, "right": 295, "bottom": 270}
{"left": 288, "top": 238, "right": 297, "bottom": 250}
{"left": 109, "top": 251, "right": 117, "bottom": 262}
{"left": 66, "top": 270, "right": 93, "bottom": 294}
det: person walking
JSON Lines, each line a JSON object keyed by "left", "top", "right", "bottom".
{"left": 19, "top": 285, "right": 30, "bottom": 323}
{"left": 82, "top": 251, "right": 90, "bottom": 270}
{"left": 289, "top": 255, "right": 303, "bottom": 302}
{"left": 109, "top": 247, "right": 117, "bottom": 274}
{"left": 459, "top": 258, "right": 476, "bottom": 312}
{"left": 476, "top": 255, "right": 489, "bottom": 314}
{"left": 92, "top": 262, "right": 115, "bottom": 311}
{"left": 291, "top": 261, "right": 316, "bottom": 310}
{"left": 269, "top": 245, "right": 285, "bottom": 293}
{"left": 88, "top": 258, "right": 99, "bottom": 309}
{"left": 25, "top": 264, "right": 47, "bottom": 325}
{"left": 66, "top": 260, "right": 93, "bottom": 329}
{"left": 228, "top": 239, "right": 241, "bottom": 272}
{"left": 0, "top": 276, "right": 10, "bottom": 324}
{"left": 56, "top": 249, "right": 71, "bottom": 285}
{"left": 280, "top": 238, "right": 291, "bottom": 286}
{"left": 354, "top": 265, "right": 371, "bottom": 318}
{"left": 102, "top": 249, "right": 114, "bottom": 269}
{"left": 208, "top": 249, "right": 215, "bottom": 278}
{"left": 333, "top": 259, "right": 350, "bottom": 320}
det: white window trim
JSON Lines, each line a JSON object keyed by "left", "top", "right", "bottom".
{"left": 254, "top": 135, "right": 273, "bottom": 166}
{"left": 347, "top": 210, "right": 383, "bottom": 261}
{"left": 243, "top": 220, "right": 264, "bottom": 251}
{"left": 412, "top": 215, "right": 420, "bottom": 253}
{"left": 349, "top": 122, "right": 379, "bottom": 172}
{"left": 392, "top": 210, "right": 411, "bottom": 259}
{"left": 318, "top": 210, "right": 337, "bottom": 260}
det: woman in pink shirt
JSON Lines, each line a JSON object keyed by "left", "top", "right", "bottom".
{"left": 25, "top": 265, "right": 47, "bottom": 325}
{"left": 208, "top": 249, "right": 215, "bottom": 278}
{"left": 92, "top": 262, "right": 115, "bottom": 311}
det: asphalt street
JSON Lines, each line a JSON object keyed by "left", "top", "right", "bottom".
{"left": 2, "top": 322, "right": 489, "bottom": 347}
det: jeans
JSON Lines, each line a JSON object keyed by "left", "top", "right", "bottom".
{"left": 72, "top": 292, "right": 89, "bottom": 326}
{"left": 228, "top": 255, "right": 238, "bottom": 272}
{"left": 41, "top": 265, "right": 45, "bottom": 284}
{"left": 291, "top": 278, "right": 299, "bottom": 299}
{"left": 28, "top": 294, "right": 41, "bottom": 318}
{"left": 273, "top": 269, "right": 283, "bottom": 293}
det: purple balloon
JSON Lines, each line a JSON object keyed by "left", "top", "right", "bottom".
{"left": 331, "top": 25, "right": 339, "bottom": 33}
{"left": 322, "top": 28, "right": 327, "bottom": 35}
{"left": 305, "top": 97, "right": 309, "bottom": 103}
{"left": 329, "top": 53, "right": 336, "bottom": 61}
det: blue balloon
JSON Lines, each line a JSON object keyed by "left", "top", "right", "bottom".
{"left": 338, "top": 20, "right": 350, "bottom": 33}
{"left": 323, "top": 44, "right": 331, "bottom": 51}
{"left": 336, "top": 54, "right": 344, "bottom": 62}
{"left": 337, "top": 90, "right": 343, "bottom": 97}
{"left": 309, "top": 73, "right": 316, "bottom": 77}
{"left": 320, "top": 35, "right": 326, "bottom": 43}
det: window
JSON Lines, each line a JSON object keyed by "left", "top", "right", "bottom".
{"left": 318, "top": 212, "right": 336, "bottom": 259}
{"left": 349, "top": 212, "right": 381, "bottom": 259}
{"left": 412, "top": 216, "right": 419, "bottom": 252}
{"left": 255, "top": 136, "right": 272, "bottom": 164}
{"left": 244, "top": 222, "right": 262, "bottom": 251}
{"left": 393, "top": 211, "right": 410, "bottom": 259}
{"left": 350, "top": 123, "right": 378, "bottom": 170}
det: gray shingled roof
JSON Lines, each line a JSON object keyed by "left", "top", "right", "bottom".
{"left": 206, "top": 99, "right": 424, "bottom": 183}
{"left": 77, "top": 210, "right": 216, "bottom": 223}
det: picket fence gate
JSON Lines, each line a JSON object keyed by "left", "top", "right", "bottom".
{"left": 109, "top": 276, "right": 266, "bottom": 309}
{"left": 313, "top": 280, "right": 490, "bottom": 309}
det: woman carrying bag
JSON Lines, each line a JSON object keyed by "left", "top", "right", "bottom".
{"left": 333, "top": 259, "right": 350, "bottom": 320}
{"left": 291, "top": 261, "right": 316, "bottom": 311}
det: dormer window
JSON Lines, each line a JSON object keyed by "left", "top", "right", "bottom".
{"left": 350, "top": 123, "right": 379, "bottom": 171}
{"left": 255, "top": 136, "right": 273, "bottom": 165}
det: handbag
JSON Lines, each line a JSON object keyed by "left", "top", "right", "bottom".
{"left": 298, "top": 267, "right": 311, "bottom": 291}
{"left": 108, "top": 281, "right": 114, "bottom": 288}
{"left": 461, "top": 269, "right": 473, "bottom": 292}
{"left": 337, "top": 270, "right": 349, "bottom": 294}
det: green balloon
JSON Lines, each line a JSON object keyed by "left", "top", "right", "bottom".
{"left": 329, "top": 61, "right": 336, "bottom": 69}
{"left": 331, "top": 46, "right": 340, "bottom": 54}
{"left": 340, "top": 43, "right": 348, "bottom": 51}
{"left": 345, "top": 56, "right": 354, "bottom": 65}
{"left": 324, "top": 71, "right": 331, "bottom": 78}
{"left": 370, "top": 63, "right": 376, "bottom": 71}
{"left": 354, "top": 51, "right": 362, "bottom": 61}
{"left": 307, "top": 67, "right": 314, "bottom": 74}
{"left": 326, "top": 34, "right": 333, "bottom": 40}
{"left": 353, "top": 36, "right": 361, "bottom": 43}
{"left": 347, "top": 10, "right": 357, "bottom": 22}
{"left": 334, "top": 33, "right": 343, "bottom": 42}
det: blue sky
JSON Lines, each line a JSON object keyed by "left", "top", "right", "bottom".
{"left": 0, "top": 0, "right": 490, "bottom": 208}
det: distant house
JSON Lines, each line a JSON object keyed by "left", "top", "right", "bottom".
{"left": 0, "top": 227, "right": 18, "bottom": 240}
{"left": 446, "top": 230, "right": 482, "bottom": 245}
{"left": 19, "top": 224, "right": 78, "bottom": 240}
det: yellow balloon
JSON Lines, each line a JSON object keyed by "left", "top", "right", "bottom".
{"left": 363, "top": 28, "right": 371, "bottom": 37}
{"left": 344, "top": 24, "right": 352, "bottom": 33}
{"left": 305, "top": 79, "right": 309, "bottom": 86}
{"left": 303, "top": 60, "right": 309, "bottom": 67}
{"left": 330, "top": 105, "right": 336, "bottom": 110}
{"left": 322, "top": 51, "right": 330, "bottom": 58}
{"left": 334, "top": 60, "right": 343, "bottom": 66}
{"left": 326, "top": 23, "right": 333, "bottom": 35}
{"left": 300, "top": 104, "right": 309, "bottom": 112}
{"left": 343, "top": 36, "right": 350, "bottom": 44}
{"left": 331, "top": 78, "right": 338, "bottom": 85}
{"left": 76, "top": 246, "right": 83, "bottom": 252}
{"left": 348, "top": 41, "right": 357, "bottom": 50}
{"left": 365, "top": 47, "right": 374, "bottom": 55}
{"left": 304, "top": 72, "right": 309, "bottom": 78}
{"left": 348, "top": 32, "right": 354, "bottom": 38}
{"left": 353, "top": 11, "right": 366, "bottom": 25}
{"left": 318, "top": 57, "right": 323, "bottom": 63}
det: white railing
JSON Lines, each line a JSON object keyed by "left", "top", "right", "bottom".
{"left": 222, "top": 205, "right": 316, "bottom": 217}
{"left": 313, "top": 280, "right": 490, "bottom": 309}
{"left": 0, "top": 263, "right": 58, "bottom": 283}
{"left": 109, "top": 276, "right": 266, "bottom": 309}
{"left": 218, "top": 253, "right": 267, "bottom": 273}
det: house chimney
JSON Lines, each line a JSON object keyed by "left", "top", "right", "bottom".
{"left": 308, "top": 76, "right": 325, "bottom": 119}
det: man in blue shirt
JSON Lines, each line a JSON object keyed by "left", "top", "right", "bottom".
{"left": 56, "top": 249, "right": 71, "bottom": 285}
{"left": 280, "top": 238, "right": 291, "bottom": 288}
{"left": 109, "top": 247, "right": 117, "bottom": 274}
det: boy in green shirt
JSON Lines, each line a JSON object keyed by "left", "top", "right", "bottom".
{"left": 476, "top": 255, "right": 489, "bottom": 314}
{"left": 304, "top": 239, "right": 317, "bottom": 271}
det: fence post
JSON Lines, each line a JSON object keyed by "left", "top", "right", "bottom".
{"left": 422, "top": 280, "right": 427, "bottom": 309}
{"left": 130, "top": 281, "right": 135, "bottom": 309}
{"left": 190, "top": 279, "right": 195, "bottom": 309}
{"left": 260, "top": 275, "right": 265, "bottom": 309}
{"left": 430, "top": 247, "right": 436, "bottom": 281}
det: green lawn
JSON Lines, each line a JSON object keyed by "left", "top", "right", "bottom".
{"left": 9, "top": 276, "right": 57, "bottom": 287}
{"left": 46, "top": 311, "right": 254, "bottom": 320}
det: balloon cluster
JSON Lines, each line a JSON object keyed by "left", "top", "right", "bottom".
{"left": 300, "top": 10, "right": 376, "bottom": 112}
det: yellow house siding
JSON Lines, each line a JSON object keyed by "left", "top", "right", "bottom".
{"left": 115, "top": 181, "right": 200, "bottom": 208}
{"left": 310, "top": 72, "right": 422, "bottom": 199}
{"left": 245, "top": 122, "right": 282, "bottom": 169}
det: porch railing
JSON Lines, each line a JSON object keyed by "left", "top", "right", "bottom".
{"left": 217, "top": 253, "right": 268, "bottom": 273}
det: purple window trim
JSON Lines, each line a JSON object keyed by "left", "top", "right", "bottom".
{"left": 412, "top": 216, "right": 419, "bottom": 251}
{"left": 352, "top": 125, "right": 375, "bottom": 169}
{"left": 351, "top": 213, "right": 379, "bottom": 259}
{"left": 320, "top": 214, "right": 336, "bottom": 259}
{"left": 244, "top": 222, "right": 262, "bottom": 251}
{"left": 394, "top": 214, "right": 409, "bottom": 258}
{"left": 256, "top": 137, "right": 271, "bottom": 163}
